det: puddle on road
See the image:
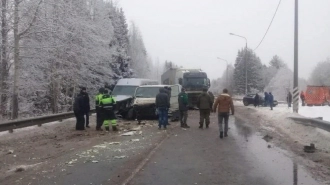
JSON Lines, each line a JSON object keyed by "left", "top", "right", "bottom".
{"left": 231, "top": 117, "right": 322, "bottom": 185}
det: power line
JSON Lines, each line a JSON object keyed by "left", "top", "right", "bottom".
{"left": 254, "top": 0, "right": 282, "bottom": 51}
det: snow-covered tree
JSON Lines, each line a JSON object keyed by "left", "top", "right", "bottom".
{"left": 233, "top": 48, "right": 263, "bottom": 94}
{"left": 128, "top": 22, "right": 152, "bottom": 78}
{"left": 269, "top": 55, "right": 287, "bottom": 69}
{"left": 265, "top": 67, "right": 307, "bottom": 101}
{"left": 210, "top": 65, "right": 234, "bottom": 95}
{"left": 309, "top": 59, "right": 330, "bottom": 86}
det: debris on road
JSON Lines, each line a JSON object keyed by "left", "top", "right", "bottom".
{"left": 15, "top": 167, "right": 25, "bottom": 172}
{"left": 121, "top": 131, "right": 135, "bottom": 136}
{"left": 92, "top": 160, "right": 99, "bottom": 163}
{"left": 7, "top": 150, "right": 14, "bottom": 154}
{"left": 66, "top": 159, "right": 78, "bottom": 165}
{"left": 268, "top": 145, "right": 272, "bottom": 148}
{"left": 109, "top": 142, "right": 121, "bottom": 145}
{"left": 93, "top": 144, "right": 107, "bottom": 148}
{"left": 130, "top": 126, "right": 142, "bottom": 131}
{"left": 304, "top": 143, "right": 316, "bottom": 153}
{"left": 114, "top": 156, "right": 126, "bottom": 159}
{"left": 262, "top": 134, "right": 273, "bottom": 142}
{"left": 131, "top": 139, "right": 140, "bottom": 142}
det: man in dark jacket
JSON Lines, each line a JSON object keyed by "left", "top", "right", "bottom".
{"left": 287, "top": 92, "right": 292, "bottom": 108}
{"left": 164, "top": 86, "right": 171, "bottom": 125}
{"left": 197, "top": 88, "right": 213, "bottom": 129}
{"left": 264, "top": 92, "right": 269, "bottom": 107}
{"left": 269, "top": 92, "right": 274, "bottom": 110}
{"left": 178, "top": 88, "right": 190, "bottom": 128}
{"left": 73, "top": 94, "right": 85, "bottom": 130}
{"left": 156, "top": 88, "right": 170, "bottom": 129}
{"left": 254, "top": 93, "right": 260, "bottom": 107}
{"left": 80, "top": 87, "right": 90, "bottom": 128}
{"left": 95, "top": 87, "right": 105, "bottom": 131}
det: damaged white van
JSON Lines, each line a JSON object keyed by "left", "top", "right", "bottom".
{"left": 132, "top": 84, "right": 181, "bottom": 122}
{"left": 112, "top": 78, "right": 158, "bottom": 119}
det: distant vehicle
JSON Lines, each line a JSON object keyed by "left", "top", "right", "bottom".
{"left": 132, "top": 84, "right": 181, "bottom": 122}
{"left": 112, "top": 78, "right": 159, "bottom": 119}
{"left": 304, "top": 86, "right": 330, "bottom": 106}
{"left": 161, "top": 68, "right": 211, "bottom": 108}
{"left": 243, "top": 94, "right": 278, "bottom": 107}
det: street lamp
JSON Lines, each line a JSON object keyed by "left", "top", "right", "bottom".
{"left": 230, "top": 32, "right": 248, "bottom": 95}
{"left": 217, "top": 57, "right": 229, "bottom": 88}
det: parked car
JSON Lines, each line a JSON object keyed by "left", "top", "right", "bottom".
{"left": 243, "top": 94, "right": 278, "bottom": 107}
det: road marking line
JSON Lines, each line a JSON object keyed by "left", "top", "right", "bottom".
{"left": 121, "top": 128, "right": 174, "bottom": 185}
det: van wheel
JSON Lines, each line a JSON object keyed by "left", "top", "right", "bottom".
{"left": 243, "top": 100, "right": 249, "bottom": 106}
{"left": 126, "top": 108, "right": 135, "bottom": 120}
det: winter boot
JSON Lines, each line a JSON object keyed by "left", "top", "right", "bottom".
{"left": 112, "top": 126, "right": 118, "bottom": 131}
{"left": 105, "top": 127, "right": 110, "bottom": 131}
{"left": 96, "top": 127, "right": 103, "bottom": 131}
{"left": 206, "top": 124, "right": 209, "bottom": 128}
{"left": 220, "top": 132, "right": 224, "bottom": 139}
{"left": 199, "top": 124, "right": 203, "bottom": 129}
{"left": 224, "top": 132, "right": 228, "bottom": 137}
{"left": 181, "top": 123, "right": 185, "bottom": 128}
{"left": 184, "top": 124, "right": 190, "bottom": 128}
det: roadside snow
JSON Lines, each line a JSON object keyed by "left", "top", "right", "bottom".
{"left": 239, "top": 104, "right": 330, "bottom": 152}
{"left": 299, "top": 106, "right": 330, "bottom": 122}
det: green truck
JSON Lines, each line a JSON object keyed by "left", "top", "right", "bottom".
{"left": 161, "top": 68, "right": 211, "bottom": 109}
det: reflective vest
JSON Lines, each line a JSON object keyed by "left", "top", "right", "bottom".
{"left": 95, "top": 94, "right": 103, "bottom": 107}
{"left": 101, "top": 95, "right": 116, "bottom": 110}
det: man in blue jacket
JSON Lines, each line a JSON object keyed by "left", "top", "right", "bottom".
{"left": 269, "top": 92, "right": 274, "bottom": 110}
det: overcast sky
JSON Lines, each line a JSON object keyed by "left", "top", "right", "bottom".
{"left": 118, "top": 0, "right": 330, "bottom": 80}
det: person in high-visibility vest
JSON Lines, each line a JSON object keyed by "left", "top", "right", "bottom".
{"left": 95, "top": 87, "right": 105, "bottom": 131}
{"left": 100, "top": 89, "right": 117, "bottom": 131}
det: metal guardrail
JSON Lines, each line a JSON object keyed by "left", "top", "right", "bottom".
{"left": 289, "top": 116, "right": 330, "bottom": 132}
{"left": 0, "top": 109, "right": 96, "bottom": 133}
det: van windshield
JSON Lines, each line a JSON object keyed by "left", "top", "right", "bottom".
{"left": 112, "top": 86, "right": 138, "bottom": 96}
{"left": 135, "top": 87, "right": 162, "bottom": 98}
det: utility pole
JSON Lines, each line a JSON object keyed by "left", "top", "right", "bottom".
{"left": 293, "top": 0, "right": 299, "bottom": 113}
{"left": 245, "top": 42, "right": 248, "bottom": 95}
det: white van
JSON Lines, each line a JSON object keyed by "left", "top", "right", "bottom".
{"left": 132, "top": 84, "right": 181, "bottom": 121}
{"left": 112, "top": 78, "right": 158, "bottom": 119}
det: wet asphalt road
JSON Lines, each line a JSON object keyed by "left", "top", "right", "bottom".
{"left": 2, "top": 111, "right": 322, "bottom": 185}
{"left": 129, "top": 112, "right": 321, "bottom": 185}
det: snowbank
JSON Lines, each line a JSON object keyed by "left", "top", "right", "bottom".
{"left": 238, "top": 104, "right": 330, "bottom": 153}
{"left": 299, "top": 106, "right": 330, "bottom": 122}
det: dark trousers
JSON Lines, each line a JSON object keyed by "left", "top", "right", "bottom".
{"left": 199, "top": 109, "right": 210, "bottom": 126}
{"left": 158, "top": 107, "right": 168, "bottom": 128}
{"left": 179, "top": 110, "right": 188, "bottom": 125}
{"left": 75, "top": 112, "right": 85, "bottom": 130}
{"left": 96, "top": 110, "right": 103, "bottom": 129}
{"left": 218, "top": 112, "right": 229, "bottom": 133}
{"left": 83, "top": 111, "right": 89, "bottom": 126}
